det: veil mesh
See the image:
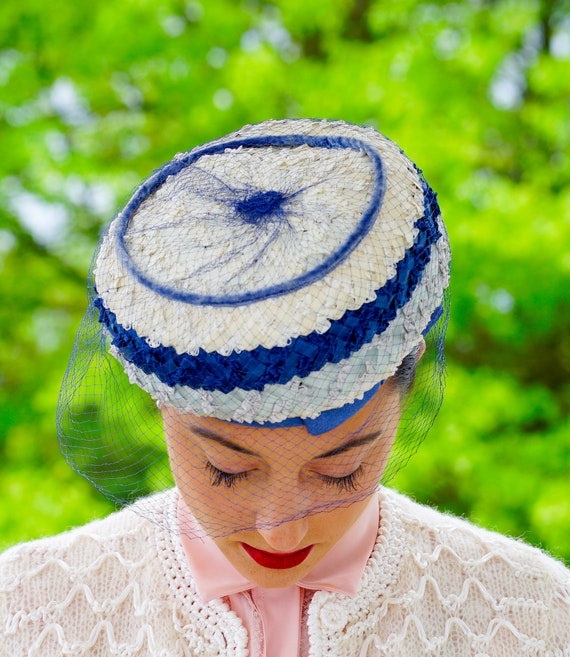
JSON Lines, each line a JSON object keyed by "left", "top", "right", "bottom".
{"left": 57, "top": 119, "right": 450, "bottom": 539}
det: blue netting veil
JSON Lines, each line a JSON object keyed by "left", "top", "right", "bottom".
{"left": 57, "top": 119, "right": 450, "bottom": 539}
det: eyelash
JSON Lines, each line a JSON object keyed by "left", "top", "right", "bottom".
{"left": 205, "top": 461, "right": 250, "bottom": 488}
{"left": 205, "top": 461, "right": 363, "bottom": 492}
{"left": 319, "top": 465, "right": 363, "bottom": 492}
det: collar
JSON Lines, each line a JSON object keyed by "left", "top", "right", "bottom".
{"left": 178, "top": 493, "right": 379, "bottom": 602}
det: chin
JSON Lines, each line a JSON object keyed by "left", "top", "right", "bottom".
{"left": 244, "top": 564, "right": 312, "bottom": 589}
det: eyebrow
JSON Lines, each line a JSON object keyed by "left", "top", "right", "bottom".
{"left": 314, "top": 433, "right": 381, "bottom": 459}
{"left": 189, "top": 425, "right": 380, "bottom": 459}
{"left": 190, "top": 426, "right": 258, "bottom": 456}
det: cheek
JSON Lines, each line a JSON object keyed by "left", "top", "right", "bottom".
{"left": 166, "top": 439, "right": 250, "bottom": 535}
{"left": 181, "top": 478, "right": 249, "bottom": 537}
{"left": 369, "top": 417, "right": 399, "bottom": 474}
{"left": 370, "top": 438, "right": 395, "bottom": 474}
{"left": 306, "top": 495, "right": 373, "bottom": 545}
{"left": 164, "top": 433, "right": 196, "bottom": 492}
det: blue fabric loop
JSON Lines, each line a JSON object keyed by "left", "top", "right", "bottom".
{"left": 96, "top": 178, "right": 442, "bottom": 394}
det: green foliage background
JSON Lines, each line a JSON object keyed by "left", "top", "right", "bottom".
{"left": 1, "top": 0, "right": 569, "bottom": 562}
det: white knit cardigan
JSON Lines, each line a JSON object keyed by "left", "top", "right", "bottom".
{"left": 1, "top": 488, "right": 569, "bottom": 657}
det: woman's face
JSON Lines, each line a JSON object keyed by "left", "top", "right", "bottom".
{"left": 162, "top": 382, "right": 401, "bottom": 588}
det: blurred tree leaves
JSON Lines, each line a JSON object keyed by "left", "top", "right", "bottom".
{"left": 0, "top": 0, "right": 569, "bottom": 561}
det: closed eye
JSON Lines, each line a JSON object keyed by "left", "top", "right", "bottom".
{"left": 205, "top": 461, "right": 250, "bottom": 488}
{"left": 206, "top": 460, "right": 365, "bottom": 492}
{"left": 317, "top": 465, "right": 363, "bottom": 492}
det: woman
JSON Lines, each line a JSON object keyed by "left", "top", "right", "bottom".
{"left": 1, "top": 119, "right": 568, "bottom": 656}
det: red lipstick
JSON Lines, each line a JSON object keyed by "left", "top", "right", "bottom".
{"left": 241, "top": 543, "right": 314, "bottom": 569}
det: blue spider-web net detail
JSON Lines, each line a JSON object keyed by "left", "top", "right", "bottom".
{"left": 234, "top": 189, "right": 289, "bottom": 224}
{"left": 114, "top": 133, "right": 385, "bottom": 306}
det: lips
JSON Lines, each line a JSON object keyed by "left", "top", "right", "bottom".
{"left": 241, "top": 543, "right": 314, "bottom": 569}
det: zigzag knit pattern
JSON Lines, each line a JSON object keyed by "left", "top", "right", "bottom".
{"left": 1, "top": 489, "right": 569, "bottom": 656}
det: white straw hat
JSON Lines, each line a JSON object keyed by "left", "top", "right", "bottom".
{"left": 92, "top": 119, "right": 449, "bottom": 427}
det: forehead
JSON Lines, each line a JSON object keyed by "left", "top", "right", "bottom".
{"left": 163, "top": 382, "right": 399, "bottom": 458}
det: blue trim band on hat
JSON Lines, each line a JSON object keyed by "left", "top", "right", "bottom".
{"left": 115, "top": 134, "right": 386, "bottom": 306}
{"left": 233, "top": 381, "right": 383, "bottom": 436}
{"left": 239, "top": 304, "right": 440, "bottom": 435}
{"left": 95, "top": 178, "right": 442, "bottom": 394}
{"left": 226, "top": 297, "right": 441, "bottom": 434}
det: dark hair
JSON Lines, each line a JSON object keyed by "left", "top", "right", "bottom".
{"left": 392, "top": 346, "right": 420, "bottom": 393}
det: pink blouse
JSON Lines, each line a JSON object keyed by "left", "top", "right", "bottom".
{"left": 178, "top": 495, "right": 379, "bottom": 657}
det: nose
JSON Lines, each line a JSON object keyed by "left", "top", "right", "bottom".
{"left": 254, "top": 470, "right": 312, "bottom": 551}
{"left": 257, "top": 516, "right": 309, "bottom": 552}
